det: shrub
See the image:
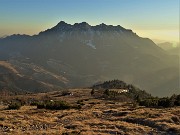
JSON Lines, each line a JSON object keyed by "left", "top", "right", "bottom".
{"left": 53, "top": 101, "right": 71, "bottom": 110}
{"left": 138, "top": 95, "right": 180, "bottom": 108}
{"left": 174, "top": 95, "right": 180, "bottom": 106}
{"left": 30, "top": 101, "right": 39, "bottom": 106}
{"left": 15, "top": 98, "right": 26, "bottom": 106}
{"left": 37, "top": 102, "right": 45, "bottom": 109}
{"left": 139, "top": 99, "right": 158, "bottom": 107}
{"left": 77, "top": 99, "right": 83, "bottom": 103}
{"left": 77, "top": 100, "right": 85, "bottom": 106}
{"left": 61, "top": 90, "right": 71, "bottom": 96}
{"left": 8, "top": 102, "right": 22, "bottom": 110}
{"left": 0, "top": 117, "right": 5, "bottom": 121}
{"left": 72, "top": 104, "right": 82, "bottom": 109}
{"left": 158, "top": 97, "right": 175, "bottom": 107}
{"left": 37, "top": 100, "right": 71, "bottom": 110}
{"left": 91, "top": 89, "right": 95, "bottom": 95}
{"left": 104, "top": 89, "right": 110, "bottom": 96}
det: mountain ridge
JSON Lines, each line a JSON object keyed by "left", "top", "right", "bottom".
{"left": 41, "top": 21, "right": 130, "bottom": 33}
{"left": 0, "top": 21, "right": 179, "bottom": 96}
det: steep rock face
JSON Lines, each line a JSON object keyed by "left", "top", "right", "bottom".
{"left": 0, "top": 21, "right": 179, "bottom": 96}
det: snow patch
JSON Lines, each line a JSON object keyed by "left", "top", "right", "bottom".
{"left": 85, "top": 40, "right": 96, "bottom": 49}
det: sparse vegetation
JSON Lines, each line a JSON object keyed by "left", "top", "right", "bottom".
{"left": 93, "top": 80, "right": 152, "bottom": 100}
{"left": 138, "top": 94, "right": 180, "bottom": 108}
{"left": 0, "top": 89, "right": 179, "bottom": 135}
{"left": 61, "top": 90, "right": 72, "bottom": 96}
{"left": 90, "top": 89, "right": 95, "bottom": 95}
{"left": 77, "top": 100, "right": 85, "bottom": 106}
{"left": 37, "top": 100, "right": 71, "bottom": 110}
{"left": 7, "top": 102, "right": 22, "bottom": 110}
{"left": 36, "top": 102, "right": 45, "bottom": 109}
{"left": 92, "top": 80, "right": 180, "bottom": 108}
{"left": 104, "top": 89, "right": 110, "bottom": 96}
{"left": 92, "top": 79, "right": 128, "bottom": 89}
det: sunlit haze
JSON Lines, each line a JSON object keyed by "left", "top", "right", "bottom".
{"left": 0, "top": 0, "right": 179, "bottom": 42}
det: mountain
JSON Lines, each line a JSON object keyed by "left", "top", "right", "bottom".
{"left": 0, "top": 21, "right": 179, "bottom": 96}
{"left": 157, "top": 42, "right": 174, "bottom": 50}
{"left": 157, "top": 42, "right": 180, "bottom": 56}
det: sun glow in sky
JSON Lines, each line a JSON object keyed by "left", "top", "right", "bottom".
{"left": 0, "top": 0, "right": 179, "bottom": 42}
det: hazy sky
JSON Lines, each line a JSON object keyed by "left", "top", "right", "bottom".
{"left": 0, "top": 0, "right": 179, "bottom": 42}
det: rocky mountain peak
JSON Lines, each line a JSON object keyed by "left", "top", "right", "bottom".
{"left": 73, "top": 22, "right": 91, "bottom": 30}
{"left": 39, "top": 21, "right": 135, "bottom": 36}
{"left": 56, "top": 21, "right": 69, "bottom": 27}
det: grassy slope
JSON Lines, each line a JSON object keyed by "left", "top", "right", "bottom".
{"left": 0, "top": 89, "right": 179, "bottom": 135}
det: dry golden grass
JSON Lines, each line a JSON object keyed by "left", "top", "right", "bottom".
{"left": 0, "top": 89, "right": 179, "bottom": 135}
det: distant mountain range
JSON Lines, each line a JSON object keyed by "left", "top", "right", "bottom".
{"left": 0, "top": 21, "right": 179, "bottom": 96}
{"left": 157, "top": 42, "right": 180, "bottom": 56}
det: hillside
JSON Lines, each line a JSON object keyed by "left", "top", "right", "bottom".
{"left": 92, "top": 80, "right": 152, "bottom": 99}
{"left": 0, "top": 61, "right": 55, "bottom": 94}
{"left": 0, "top": 89, "right": 179, "bottom": 135}
{"left": 0, "top": 21, "right": 179, "bottom": 96}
